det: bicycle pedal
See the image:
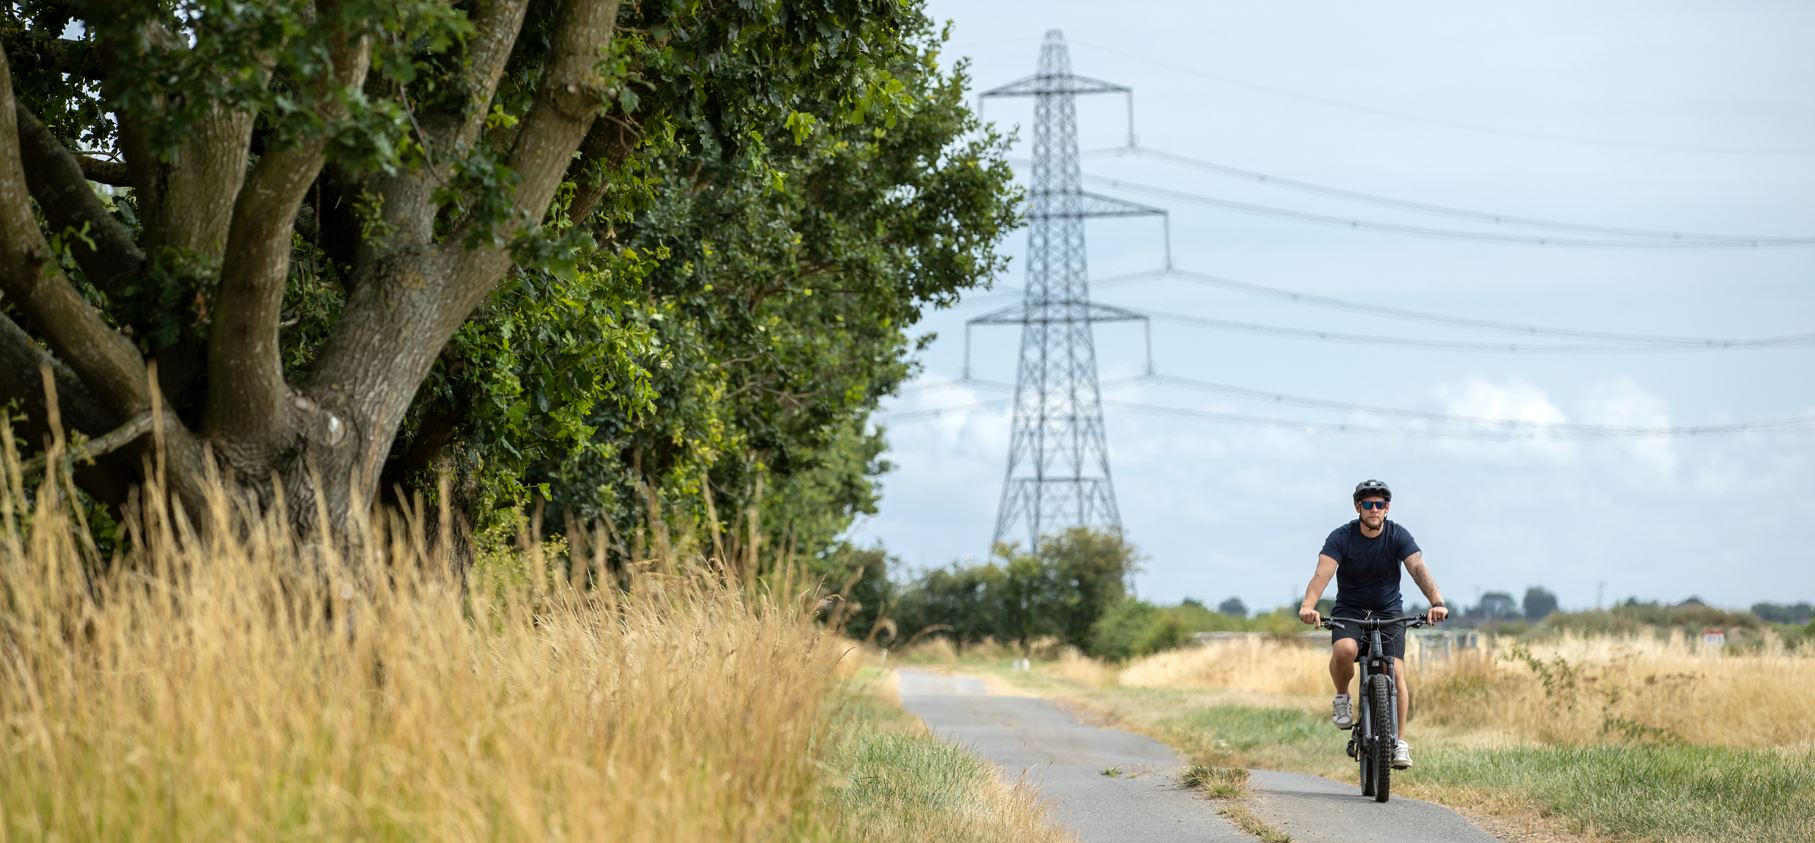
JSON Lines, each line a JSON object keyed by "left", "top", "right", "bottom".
{"left": 1345, "top": 738, "right": 1357, "bottom": 759}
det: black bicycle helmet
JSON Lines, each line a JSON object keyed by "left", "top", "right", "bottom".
{"left": 1352, "top": 479, "right": 1392, "bottom": 502}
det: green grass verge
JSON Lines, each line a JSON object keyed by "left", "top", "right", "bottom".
{"left": 970, "top": 662, "right": 1815, "bottom": 843}
{"left": 813, "top": 668, "right": 1067, "bottom": 843}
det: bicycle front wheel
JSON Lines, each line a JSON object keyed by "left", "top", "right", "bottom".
{"left": 1371, "top": 673, "right": 1393, "bottom": 803}
{"left": 1357, "top": 693, "right": 1374, "bottom": 796}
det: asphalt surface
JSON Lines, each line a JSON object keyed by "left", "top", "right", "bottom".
{"left": 895, "top": 668, "right": 1499, "bottom": 843}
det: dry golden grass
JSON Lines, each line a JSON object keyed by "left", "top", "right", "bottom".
{"left": 1422, "top": 633, "right": 1815, "bottom": 747}
{"left": 1115, "top": 631, "right": 1815, "bottom": 748}
{"left": 1121, "top": 636, "right": 1331, "bottom": 699}
{"left": 0, "top": 437, "right": 1059, "bottom": 841}
{"left": 1047, "top": 648, "right": 1117, "bottom": 689}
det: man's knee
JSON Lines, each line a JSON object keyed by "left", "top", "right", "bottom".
{"left": 1332, "top": 639, "right": 1359, "bottom": 660}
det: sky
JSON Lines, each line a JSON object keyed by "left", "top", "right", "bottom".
{"left": 848, "top": 1, "right": 1815, "bottom": 613}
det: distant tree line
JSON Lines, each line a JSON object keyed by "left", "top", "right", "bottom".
{"left": 1443, "top": 588, "right": 1812, "bottom": 630}
{"left": 814, "top": 528, "right": 1191, "bottom": 661}
{"left": 815, "top": 546, "right": 1815, "bottom": 656}
{"left": 1751, "top": 602, "right": 1815, "bottom": 625}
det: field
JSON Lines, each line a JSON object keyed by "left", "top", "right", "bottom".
{"left": 0, "top": 461, "right": 1062, "bottom": 841}
{"left": 908, "top": 631, "right": 1815, "bottom": 842}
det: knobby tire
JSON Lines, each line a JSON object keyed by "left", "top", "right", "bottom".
{"left": 1371, "top": 673, "right": 1393, "bottom": 803}
{"left": 1357, "top": 692, "right": 1374, "bottom": 797}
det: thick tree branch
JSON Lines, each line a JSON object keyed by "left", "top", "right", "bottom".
{"left": 304, "top": 0, "right": 618, "bottom": 509}
{"left": 0, "top": 314, "right": 136, "bottom": 506}
{"left": 423, "top": 0, "right": 530, "bottom": 155}
{"left": 205, "top": 7, "right": 372, "bottom": 467}
{"left": 14, "top": 102, "right": 144, "bottom": 294}
{"left": 496, "top": 0, "right": 616, "bottom": 232}
{"left": 3, "top": 43, "right": 213, "bottom": 515}
{"left": 358, "top": 0, "right": 529, "bottom": 260}
{"left": 0, "top": 312, "right": 115, "bottom": 441}
{"left": 149, "top": 110, "right": 258, "bottom": 260}
{"left": 89, "top": 15, "right": 256, "bottom": 260}
{"left": 0, "top": 46, "right": 151, "bottom": 418}
{"left": 77, "top": 155, "right": 130, "bottom": 186}
{"left": 88, "top": 14, "right": 188, "bottom": 199}
{"left": 439, "top": 0, "right": 618, "bottom": 308}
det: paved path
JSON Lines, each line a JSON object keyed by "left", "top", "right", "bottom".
{"left": 896, "top": 669, "right": 1499, "bottom": 843}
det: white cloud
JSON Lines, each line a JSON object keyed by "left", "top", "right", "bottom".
{"left": 1576, "top": 377, "right": 1677, "bottom": 479}
{"left": 1428, "top": 376, "right": 1577, "bottom": 465}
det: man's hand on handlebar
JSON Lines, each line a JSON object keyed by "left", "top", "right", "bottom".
{"left": 1298, "top": 605, "right": 1321, "bottom": 626}
{"left": 1426, "top": 604, "right": 1449, "bottom": 625}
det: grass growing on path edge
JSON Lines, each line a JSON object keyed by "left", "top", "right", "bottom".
{"left": 963, "top": 660, "right": 1815, "bottom": 843}
{"left": 819, "top": 668, "right": 1073, "bottom": 842}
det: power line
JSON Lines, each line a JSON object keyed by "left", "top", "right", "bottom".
{"left": 1132, "top": 308, "right": 1814, "bottom": 354}
{"left": 1066, "top": 39, "right": 1815, "bottom": 158}
{"left": 1139, "top": 268, "right": 1815, "bottom": 349}
{"left": 1084, "top": 174, "right": 1812, "bottom": 249}
{"left": 959, "top": 269, "right": 1815, "bottom": 351}
{"left": 879, "top": 397, "right": 1013, "bottom": 423}
{"left": 892, "top": 380, "right": 985, "bottom": 397}
{"left": 1102, "top": 398, "right": 1815, "bottom": 440}
{"left": 1089, "top": 146, "right": 1815, "bottom": 245}
{"left": 878, "top": 379, "right": 1815, "bottom": 437}
{"left": 1142, "top": 372, "right": 1815, "bottom": 437}
{"left": 881, "top": 375, "right": 1143, "bottom": 418}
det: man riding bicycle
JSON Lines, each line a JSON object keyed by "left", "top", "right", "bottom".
{"left": 1297, "top": 479, "right": 1449, "bottom": 770}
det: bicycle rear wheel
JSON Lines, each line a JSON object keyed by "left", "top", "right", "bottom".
{"left": 1371, "top": 673, "right": 1393, "bottom": 803}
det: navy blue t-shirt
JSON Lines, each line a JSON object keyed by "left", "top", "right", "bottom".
{"left": 1320, "top": 520, "right": 1421, "bottom": 611}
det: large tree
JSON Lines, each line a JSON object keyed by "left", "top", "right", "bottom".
{"left": 0, "top": 0, "right": 1015, "bottom": 546}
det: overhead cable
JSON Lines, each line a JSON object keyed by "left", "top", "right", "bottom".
{"left": 1102, "top": 398, "right": 1815, "bottom": 440}
{"left": 1066, "top": 39, "right": 1815, "bottom": 158}
{"left": 1143, "top": 372, "right": 1815, "bottom": 436}
{"left": 1089, "top": 146, "right": 1815, "bottom": 245}
{"left": 878, "top": 380, "right": 1815, "bottom": 437}
{"left": 891, "top": 380, "right": 984, "bottom": 397}
{"left": 1119, "top": 268, "right": 1815, "bottom": 348}
{"left": 1132, "top": 308, "right": 1813, "bottom": 354}
{"left": 878, "top": 398, "right": 1013, "bottom": 423}
{"left": 1084, "top": 174, "right": 1811, "bottom": 249}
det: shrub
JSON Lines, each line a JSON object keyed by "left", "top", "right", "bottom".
{"left": 1087, "top": 598, "right": 1189, "bottom": 662}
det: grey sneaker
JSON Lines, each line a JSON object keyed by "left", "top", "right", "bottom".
{"left": 1331, "top": 694, "right": 1353, "bottom": 729}
{"left": 1392, "top": 739, "right": 1413, "bottom": 769}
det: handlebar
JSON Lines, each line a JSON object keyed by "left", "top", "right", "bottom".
{"left": 1318, "top": 614, "right": 1433, "bottom": 631}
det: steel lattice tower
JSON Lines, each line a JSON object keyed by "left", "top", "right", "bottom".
{"left": 971, "top": 31, "right": 1164, "bottom": 553}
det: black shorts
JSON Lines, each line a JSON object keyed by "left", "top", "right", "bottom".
{"left": 1330, "top": 604, "right": 1406, "bottom": 660}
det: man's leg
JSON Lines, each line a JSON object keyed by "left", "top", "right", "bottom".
{"left": 1392, "top": 657, "right": 1408, "bottom": 738}
{"left": 1330, "top": 638, "right": 1358, "bottom": 694}
{"left": 1391, "top": 655, "right": 1415, "bottom": 768}
{"left": 1328, "top": 637, "right": 1359, "bottom": 729}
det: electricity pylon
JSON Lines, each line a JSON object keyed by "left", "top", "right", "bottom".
{"left": 969, "top": 30, "right": 1167, "bottom": 554}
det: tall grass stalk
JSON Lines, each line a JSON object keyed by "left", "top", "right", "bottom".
{"left": 0, "top": 442, "right": 849, "bottom": 840}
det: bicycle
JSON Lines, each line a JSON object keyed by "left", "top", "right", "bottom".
{"left": 1319, "top": 614, "right": 1430, "bottom": 803}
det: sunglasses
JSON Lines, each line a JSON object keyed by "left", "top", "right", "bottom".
{"left": 1358, "top": 500, "right": 1389, "bottom": 511}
